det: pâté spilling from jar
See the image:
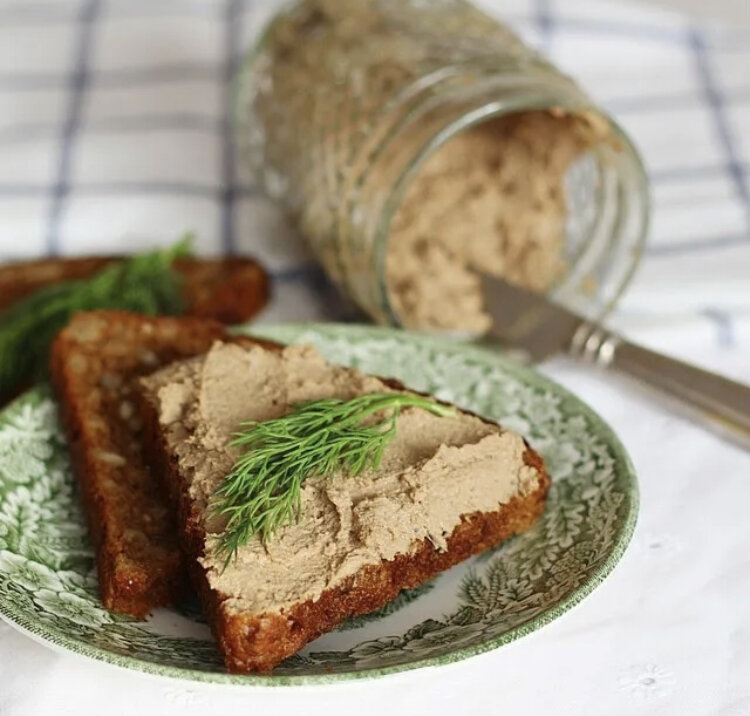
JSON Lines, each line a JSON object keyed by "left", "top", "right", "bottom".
{"left": 236, "top": 0, "right": 649, "bottom": 332}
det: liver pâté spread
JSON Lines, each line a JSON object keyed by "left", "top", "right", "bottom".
{"left": 141, "top": 342, "right": 540, "bottom": 614}
{"left": 386, "top": 110, "right": 608, "bottom": 332}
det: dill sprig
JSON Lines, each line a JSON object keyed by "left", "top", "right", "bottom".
{"left": 0, "top": 236, "right": 193, "bottom": 400}
{"left": 211, "top": 392, "right": 455, "bottom": 566}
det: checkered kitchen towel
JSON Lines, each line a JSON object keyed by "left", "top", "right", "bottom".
{"left": 1, "top": 0, "right": 748, "bottom": 350}
{"left": 0, "top": 1, "right": 748, "bottom": 715}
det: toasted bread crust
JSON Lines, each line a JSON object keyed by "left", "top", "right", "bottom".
{"left": 49, "top": 311, "right": 236, "bottom": 618}
{"left": 221, "top": 470, "right": 548, "bottom": 673}
{"left": 0, "top": 255, "right": 270, "bottom": 324}
{"left": 137, "top": 342, "right": 551, "bottom": 673}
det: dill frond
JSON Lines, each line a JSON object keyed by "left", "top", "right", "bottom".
{"left": 0, "top": 236, "right": 192, "bottom": 399}
{"left": 211, "top": 392, "right": 454, "bottom": 567}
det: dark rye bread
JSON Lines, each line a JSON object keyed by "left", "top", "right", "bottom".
{"left": 0, "top": 254, "right": 270, "bottom": 407}
{"left": 137, "top": 342, "right": 551, "bottom": 673}
{"left": 49, "top": 311, "right": 253, "bottom": 618}
{"left": 0, "top": 255, "right": 271, "bottom": 324}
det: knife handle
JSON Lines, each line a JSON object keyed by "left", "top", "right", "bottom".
{"left": 570, "top": 323, "right": 750, "bottom": 450}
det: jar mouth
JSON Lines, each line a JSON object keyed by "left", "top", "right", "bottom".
{"left": 371, "top": 90, "right": 650, "bottom": 333}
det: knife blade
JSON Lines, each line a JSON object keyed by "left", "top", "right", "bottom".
{"left": 479, "top": 273, "right": 582, "bottom": 361}
{"left": 478, "top": 272, "right": 750, "bottom": 450}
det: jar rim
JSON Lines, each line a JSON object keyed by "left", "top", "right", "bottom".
{"left": 368, "top": 90, "right": 650, "bottom": 330}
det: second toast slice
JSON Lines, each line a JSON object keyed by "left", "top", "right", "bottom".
{"left": 50, "top": 311, "right": 233, "bottom": 617}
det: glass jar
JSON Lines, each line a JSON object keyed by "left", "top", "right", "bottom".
{"left": 234, "top": 0, "right": 649, "bottom": 331}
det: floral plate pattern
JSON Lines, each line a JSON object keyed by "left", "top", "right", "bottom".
{"left": 0, "top": 323, "right": 637, "bottom": 684}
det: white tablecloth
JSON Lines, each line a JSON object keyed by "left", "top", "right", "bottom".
{"left": 0, "top": 0, "right": 749, "bottom": 714}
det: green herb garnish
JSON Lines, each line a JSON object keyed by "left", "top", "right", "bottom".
{"left": 0, "top": 236, "right": 193, "bottom": 400}
{"left": 212, "top": 392, "right": 455, "bottom": 566}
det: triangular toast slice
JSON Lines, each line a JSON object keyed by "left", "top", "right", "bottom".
{"left": 50, "top": 311, "right": 239, "bottom": 617}
{"left": 137, "top": 338, "right": 550, "bottom": 672}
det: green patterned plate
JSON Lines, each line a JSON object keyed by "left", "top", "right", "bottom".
{"left": 0, "top": 323, "right": 637, "bottom": 684}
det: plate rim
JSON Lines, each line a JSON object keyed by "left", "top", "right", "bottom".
{"left": 0, "top": 322, "right": 639, "bottom": 686}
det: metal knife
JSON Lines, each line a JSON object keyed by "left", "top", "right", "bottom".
{"left": 479, "top": 273, "right": 750, "bottom": 450}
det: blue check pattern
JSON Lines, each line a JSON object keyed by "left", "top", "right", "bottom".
{"left": 0, "top": 0, "right": 747, "bottom": 353}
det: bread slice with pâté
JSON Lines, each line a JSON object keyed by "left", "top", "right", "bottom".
{"left": 137, "top": 339, "right": 550, "bottom": 672}
{"left": 49, "top": 311, "right": 272, "bottom": 618}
